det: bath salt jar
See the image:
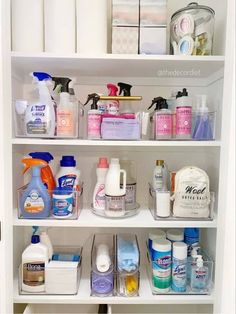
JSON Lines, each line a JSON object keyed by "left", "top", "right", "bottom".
{"left": 170, "top": 2, "right": 215, "bottom": 56}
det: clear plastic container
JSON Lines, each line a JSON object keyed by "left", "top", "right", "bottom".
{"left": 116, "top": 234, "right": 140, "bottom": 297}
{"left": 170, "top": 2, "right": 215, "bottom": 56}
{"left": 148, "top": 183, "right": 215, "bottom": 221}
{"left": 192, "top": 111, "right": 216, "bottom": 140}
{"left": 19, "top": 246, "right": 82, "bottom": 295}
{"left": 17, "top": 183, "right": 83, "bottom": 220}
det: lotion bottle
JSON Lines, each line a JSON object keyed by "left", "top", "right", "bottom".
{"left": 93, "top": 158, "right": 109, "bottom": 215}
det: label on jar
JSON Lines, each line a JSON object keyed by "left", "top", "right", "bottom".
{"left": 120, "top": 183, "right": 136, "bottom": 206}
{"left": 23, "top": 262, "right": 45, "bottom": 287}
{"left": 176, "top": 106, "right": 192, "bottom": 136}
{"left": 105, "top": 195, "right": 125, "bottom": 217}
{"left": 155, "top": 114, "right": 172, "bottom": 136}
{"left": 24, "top": 190, "right": 44, "bottom": 213}
{"left": 88, "top": 114, "right": 101, "bottom": 138}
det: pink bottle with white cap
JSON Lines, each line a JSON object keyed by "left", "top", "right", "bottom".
{"left": 92, "top": 157, "right": 109, "bottom": 214}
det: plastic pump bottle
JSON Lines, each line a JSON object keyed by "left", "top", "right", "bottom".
{"left": 56, "top": 156, "right": 80, "bottom": 190}
{"left": 40, "top": 230, "right": 53, "bottom": 260}
{"left": 176, "top": 88, "right": 192, "bottom": 139}
{"left": 20, "top": 158, "right": 51, "bottom": 219}
{"left": 22, "top": 235, "right": 49, "bottom": 293}
{"left": 190, "top": 255, "right": 208, "bottom": 292}
{"left": 118, "top": 82, "right": 134, "bottom": 117}
{"left": 28, "top": 152, "right": 56, "bottom": 193}
{"left": 93, "top": 158, "right": 109, "bottom": 214}
{"left": 107, "top": 83, "right": 119, "bottom": 115}
{"left": 84, "top": 93, "right": 102, "bottom": 139}
{"left": 25, "top": 72, "right": 55, "bottom": 137}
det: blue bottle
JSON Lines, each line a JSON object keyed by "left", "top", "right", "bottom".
{"left": 20, "top": 158, "right": 51, "bottom": 218}
{"left": 184, "top": 228, "right": 200, "bottom": 256}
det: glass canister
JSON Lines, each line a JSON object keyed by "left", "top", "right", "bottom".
{"left": 170, "top": 2, "right": 215, "bottom": 56}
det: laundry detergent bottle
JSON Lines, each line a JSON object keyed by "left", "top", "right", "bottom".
{"left": 20, "top": 158, "right": 51, "bottom": 219}
{"left": 55, "top": 156, "right": 80, "bottom": 189}
{"left": 25, "top": 72, "right": 55, "bottom": 137}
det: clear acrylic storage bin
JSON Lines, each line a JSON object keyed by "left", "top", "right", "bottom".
{"left": 148, "top": 183, "right": 215, "bottom": 221}
{"left": 19, "top": 246, "right": 82, "bottom": 295}
{"left": 192, "top": 111, "right": 216, "bottom": 141}
{"left": 116, "top": 234, "right": 140, "bottom": 297}
{"left": 90, "top": 234, "right": 115, "bottom": 297}
{"left": 17, "top": 183, "right": 83, "bottom": 220}
{"left": 14, "top": 99, "right": 79, "bottom": 139}
{"left": 146, "top": 245, "right": 213, "bottom": 295}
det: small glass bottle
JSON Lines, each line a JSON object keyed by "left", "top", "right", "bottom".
{"left": 190, "top": 255, "right": 208, "bottom": 292}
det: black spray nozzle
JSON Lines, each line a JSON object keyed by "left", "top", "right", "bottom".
{"left": 84, "top": 93, "right": 100, "bottom": 110}
{"left": 52, "top": 77, "right": 71, "bottom": 93}
{"left": 176, "top": 88, "right": 188, "bottom": 98}
{"left": 148, "top": 97, "right": 168, "bottom": 111}
{"left": 117, "top": 82, "right": 132, "bottom": 96}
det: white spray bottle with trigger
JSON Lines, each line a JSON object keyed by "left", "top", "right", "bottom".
{"left": 24, "top": 72, "right": 56, "bottom": 137}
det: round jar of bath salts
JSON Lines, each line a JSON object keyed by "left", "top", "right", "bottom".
{"left": 166, "top": 229, "right": 184, "bottom": 243}
{"left": 52, "top": 187, "right": 73, "bottom": 219}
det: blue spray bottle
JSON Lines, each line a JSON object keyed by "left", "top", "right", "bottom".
{"left": 20, "top": 158, "right": 51, "bottom": 219}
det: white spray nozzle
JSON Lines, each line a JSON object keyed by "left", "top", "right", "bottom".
{"left": 196, "top": 255, "right": 204, "bottom": 267}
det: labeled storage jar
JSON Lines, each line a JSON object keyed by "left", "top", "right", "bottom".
{"left": 170, "top": 2, "right": 215, "bottom": 56}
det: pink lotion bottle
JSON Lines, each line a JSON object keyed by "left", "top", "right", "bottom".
{"left": 93, "top": 157, "right": 109, "bottom": 215}
{"left": 107, "top": 83, "right": 119, "bottom": 115}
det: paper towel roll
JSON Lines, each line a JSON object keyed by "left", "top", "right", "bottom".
{"left": 76, "top": 0, "right": 108, "bottom": 54}
{"left": 11, "top": 0, "right": 43, "bottom": 52}
{"left": 44, "top": 0, "right": 76, "bottom": 53}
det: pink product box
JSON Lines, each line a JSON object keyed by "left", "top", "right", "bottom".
{"left": 112, "top": 26, "right": 139, "bottom": 54}
{"left": 101, "top": 118, "right": 141, "bottom": 140}
{"left": 112, "top": 0, "right": 139, "bottom": 26}
{"left": 140, "top": 0, "right": 167, "bottom": 26}
{"left": 139, "top": 27, "right": 167, "bottom": 55}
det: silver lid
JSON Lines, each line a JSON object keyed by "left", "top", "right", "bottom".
{"left": 171, "top": 2, "right": 215, "bottom": 20}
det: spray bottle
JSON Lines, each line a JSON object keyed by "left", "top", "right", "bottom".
{"left": 24, "top": 72, "right": 56, "bottom": 137}
{"left": 106, "top": 83, "right": 119, "bottom": 115}
{"left": 20, "top": 158, "right": 51, "bottom": 219}
{"left": 118, "top": 82, "right": 135, "bottom": 117}
{"left": 52, "top": 77, "right": 77, "bottom": 137}
{"left": 84, "top": 93, "right": 102, "bottom": 139}
{"left": 28, "top": 152, "right": 56, "bottom": 193}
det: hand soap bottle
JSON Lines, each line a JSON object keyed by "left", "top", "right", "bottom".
{"left": 107, "top": 83, "right": 119, "bottom": 115}
{"left": 84, "top": 93, "right": 102, "bottom": 139}
{"left": 176, "top": 88, "right": 192, "bottom": 139}
{"left": 20, "top": 158, "right": 51, "bottom": 219}
{"left": 190, "top": 255, "right": 209, "bottom": 292}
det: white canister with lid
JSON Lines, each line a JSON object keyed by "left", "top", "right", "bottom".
{"left": 148, "top": 230, "right": 166, "bottom": 253}
{"left": 166, "top": 229, "right": 184, "bottom": 242}
{"left": 152, "top": 239, "right": 171, "bottom": 293}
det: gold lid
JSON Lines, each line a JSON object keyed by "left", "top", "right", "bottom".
{"left": 156, "top": 160, "right": 164, "bottom": 166}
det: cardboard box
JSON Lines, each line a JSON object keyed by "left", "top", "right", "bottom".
{"left": 139, "top": 27, "right": 167, "bottom": 55}
{"left": 112, "top": 27, "right": 139, "bottom": 54}
{"left": 140, "top": 0, "right": 167, "bottom": 26}
{"left": 112, "top": 0, "right": 139, "bottom": 26}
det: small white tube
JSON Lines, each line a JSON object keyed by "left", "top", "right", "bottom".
{"left": 156, "top": 191, "right": 171, "bottom": 218}
{"left": 96, "top": 244, "right": 111, "bottom": 272}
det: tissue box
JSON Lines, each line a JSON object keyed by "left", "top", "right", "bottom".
{"left": 45, "top": 261, "right": 80, "bottom": 295}
{"left": 101, "top": 118, "right": 141, "bottom": 140}
{"left": 112, "top": 27, "right": 139, "bottom": 54}
{"left": 112, "top": 0, "right": 139, "bottom": 26}
{"left": 140, "top": 0, "right": 167, "bottom": 26}
{"left": 139, "top": 27, "right": 167, "bottom": 54}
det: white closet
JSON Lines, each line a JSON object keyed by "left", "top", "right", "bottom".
{"left": 0, "top": 0, "right": 235, "bottom": 313}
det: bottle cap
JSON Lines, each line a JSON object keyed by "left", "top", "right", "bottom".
{"left": 173, "top": 242, "right": 187, "bottom": 260}
{"left": 152, "top": 238, "right": 171, "bottom": 252}
{"left": 98, "top": 158, "right": 109, "bottom": 168}
{"left": 31, "top": 235, "right": 40, "bottom": 244}
{"left": 156, "top": 160, "right": 164, "bottom": 166}
{"left": 184, "top": 228, "right": 200, "bottom": 239}
{"left": 167, "top": 229, "right": 184, "bottom": 242}
{"left": 60, "top": 156, "right": 76, "bottom": 167}
{"left": 149, "top": 230, "right": 166, "bottom": 241}
{"left": 53, "top": 187, "right": 73, "bottom": 195}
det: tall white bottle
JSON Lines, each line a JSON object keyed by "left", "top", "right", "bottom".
{"left": 105, "top": 158, "right": 127, "bottom": 217}
{"left": 21, "top": 235, "right": 49, "bottom": 293}
{"left": 93, "top": 158, "right": 109, "bottom": 214}
{"left": 40, "top": 231, "right": 53, "bottom": 260}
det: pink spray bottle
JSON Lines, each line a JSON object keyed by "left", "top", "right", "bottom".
{"left": 106, "top": 83, "right": 119, "bottom": 115}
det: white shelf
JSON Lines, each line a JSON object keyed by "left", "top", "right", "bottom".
{"left": 13, "top": 267, "right": 214, "bottom": 305}
{"left": 13, "top": 208, "right": 217, "bottom": 228}
{"left": 12, "top": 138, "right": 221, "bottom": 147}
{"left": 11, "top": 52, "right": 225, "bottom": 79}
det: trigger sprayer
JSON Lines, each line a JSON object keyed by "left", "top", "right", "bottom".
{"left": 28, "top": 152, "right": 56, "bottom": 193}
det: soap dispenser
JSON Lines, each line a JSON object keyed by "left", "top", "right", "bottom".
{"left": 190, "top": 255, "right": 209, "bottom": 292}
{"left": 84, "top": 93, "right": 102, "bottom": 139}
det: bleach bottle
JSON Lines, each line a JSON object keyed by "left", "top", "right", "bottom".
{"left": 24, "top": 72, "right": 56, "bottom": 137}
{"left": 55, "top": 156, "right": 80, "bottom": 190}
{"left": 20, "top": 158, "right": 51, "bottom": 219}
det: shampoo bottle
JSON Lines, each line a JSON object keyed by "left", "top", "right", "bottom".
{"left": 21, "top": 235, "right": 49, "bottom": 293}
{"left": 105, "top": 158, "right": 127, "bottom": 217}
{"left": 153, "top": 160, "right": 168, "bottom": 191}
{"left": 25, "top": 72, "right": 55, "bottom": 137}
{"left": 20, "top": 158, "right": 51, "bottom": 219}
{"left": 106, "top": 83, "right": 119, "bottom": 115}
{"left": 93, "top": 158, "right": 109, "bottom": 215}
